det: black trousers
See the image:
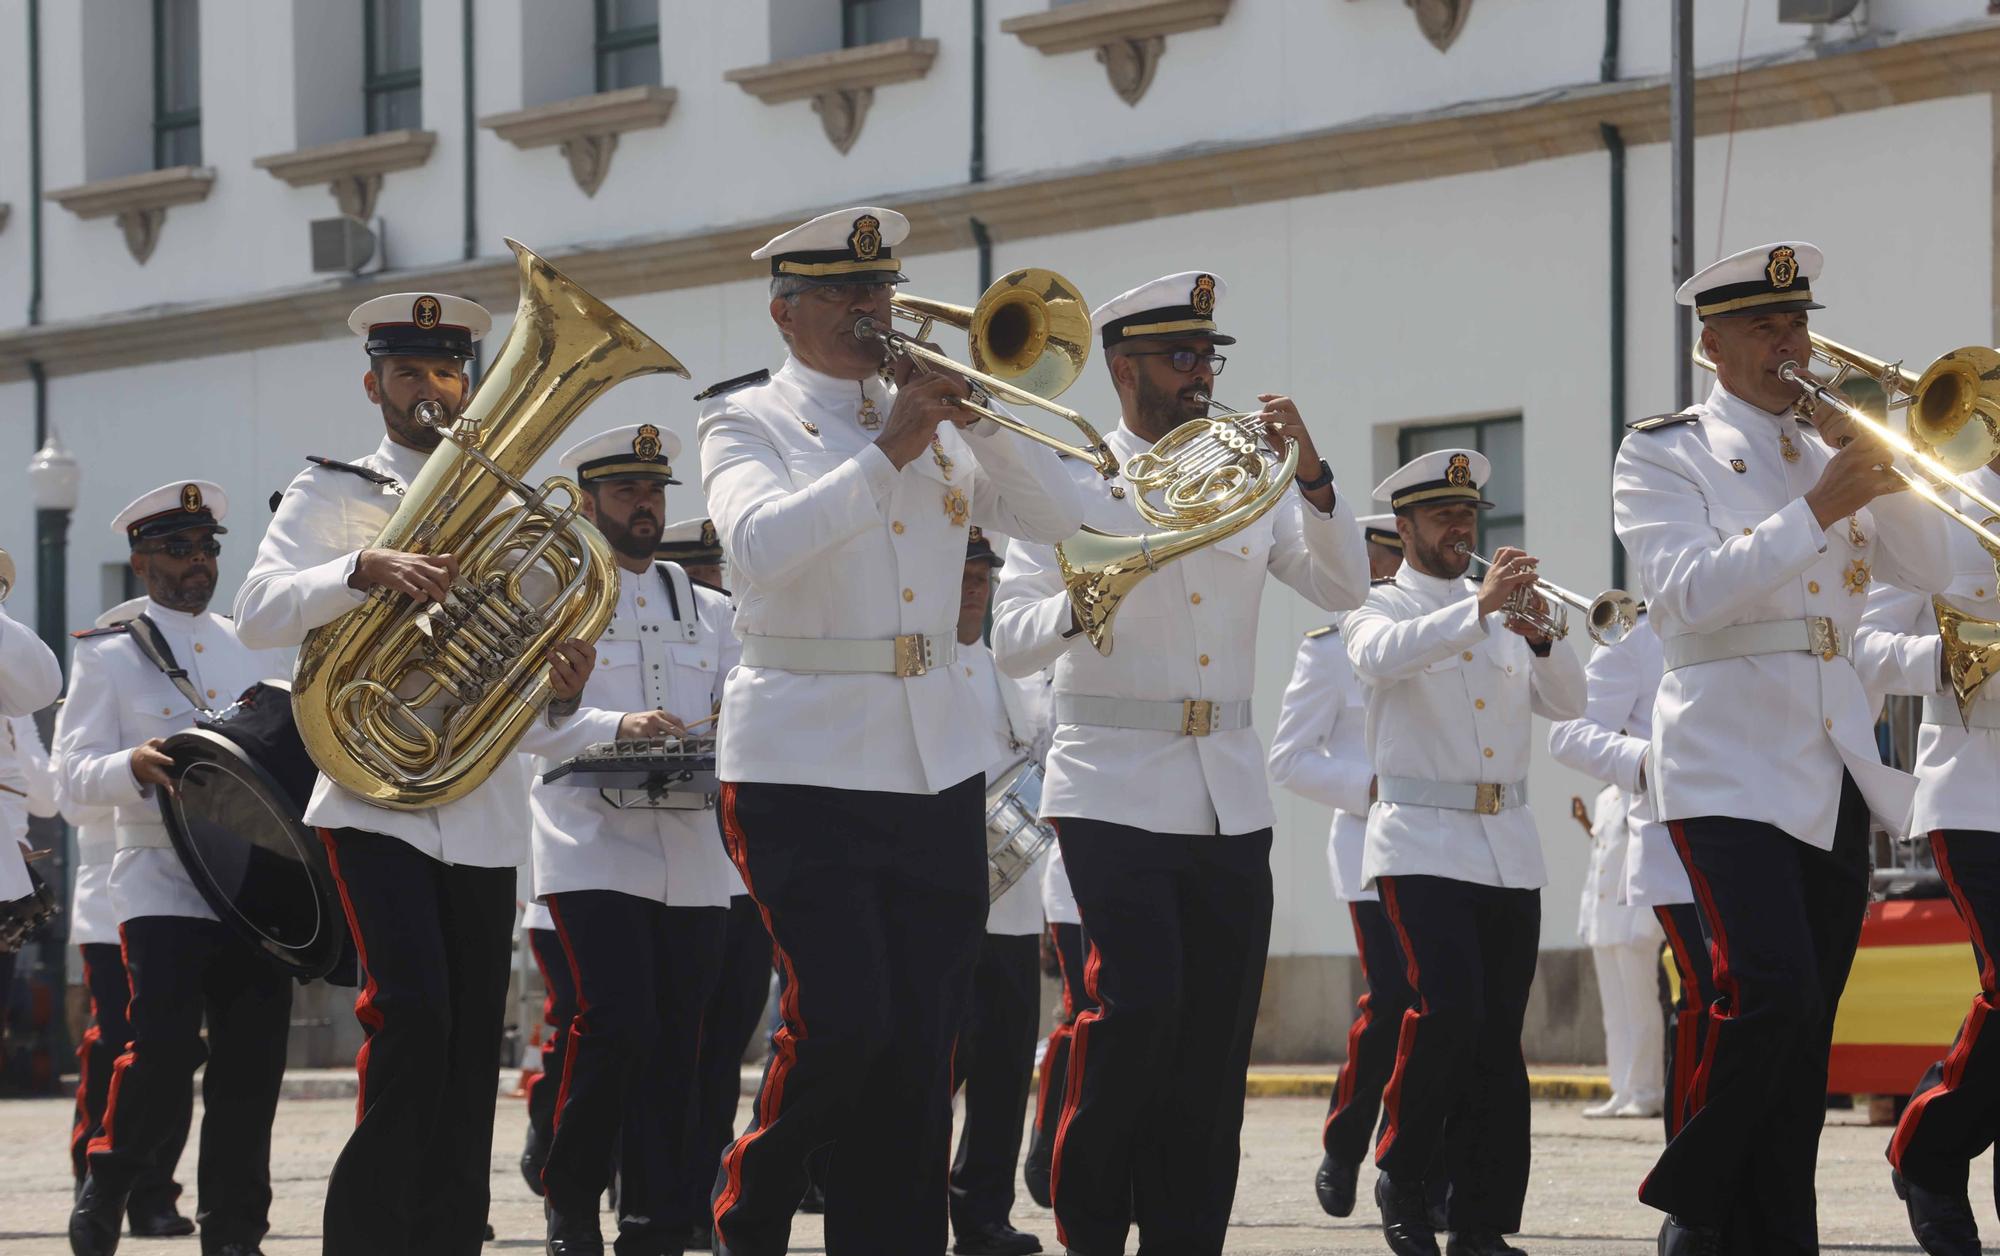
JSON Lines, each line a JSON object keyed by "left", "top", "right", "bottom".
{"left": 950, "top": 932, "right": 1042, "bottom": 1234}
{"left": 526, "top": 926, "right": 575, "bottom": 1157}
{"left": 1051, "top": 819, "right": 1273, "bottom": 1256}
{"left": 1372, "top": 876, "right": 1539, "bottom": 1234}
{"left": 86, "top": 916, "right": 291, "bottom": 1251}
{"left": 318, "top": 827, "right": 517, "bottom": 1256}
{"left": 689, "top": 894, "right": 775, "bottom": 1221}
{"left": 544, "top": 890, "right": 727, "bottom": 1250}
{"left": 1026, "top": 921, "right": 1095, "bottom": 1192}
{"left": 71, "top": 941, "right": 188, "bottom": 1209}
{"left": 712, "top": 776, "right": 986, "bottom": 1256}
{"left": 1638, "top": 774, "right": 1871, "bottom": 1253}
{"left": 1655, "top": 902, "right": 1716, "bottom": 1141}
{"left": 1323, "top": 899, "right": 1417, "bottom": 1166}
{"left": 1890, "top": 829, "right": 2000, "bottom": 1193}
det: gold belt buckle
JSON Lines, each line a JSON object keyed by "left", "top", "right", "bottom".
{"left": 1807, "top": 616, "right": 1840, "bottom": 662}
{"left": 1180, "top": 699, "right": 1214, "bottom": 737}
{"left": 1475, "top": 782, "right": 1506, "bottom": 815}
{"left": 893, "top": 633, "right": 932, "bottom": 678}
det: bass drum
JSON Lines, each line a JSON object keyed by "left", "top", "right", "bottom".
{"left": 985, "top": 757, "right": 1057, "bottom": 903}
{"left": 156, "top": 680, "right": 352, "bottom": 983}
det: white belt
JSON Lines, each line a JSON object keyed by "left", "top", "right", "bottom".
{"left": 1054, "top": 694, "right": 1252, "bottom": 738}
{"left": 1922, "top": 698, "right": 2000, "bottom": 730}
{"left": 1661, "top": 617, "right": 1847, "bottom": 671}
{"left": 1377, "top": 775, "right": 1529, "bottom": 815}
{"left": 740, "top": 632, "right": 956, "bottom": 678}
{"left": 115, "top": 825, "right": 173, "bottom": 851}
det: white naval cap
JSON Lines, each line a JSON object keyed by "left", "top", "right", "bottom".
{"left": 1675, "top": 242, "right": 1825, "bottom": 319}
{"left": 1358, "top": 512, "right": 1403, "bottom": 551}
{"left": 94, "top": 597, "right": 148, "bottom": 630}
{"left": 1373, "top": 449, "right": 1494, "bottom": 512}
{"left": 558, "top": 423, "right": 682, "bottom": 486}
{"left": 655, "top": 517, "right": 722, "bottom": 563}
{"left": 111, "top": 480, "right": 229, "bottom": 544}
{"left": 346, "top": 292, "right": 493, "bottom": 359}
{"left": 753, "top": 206, "right": 910, "bottom": 284}
{"left": 1091, "top": 271, "right": 1234, "bottom": 351}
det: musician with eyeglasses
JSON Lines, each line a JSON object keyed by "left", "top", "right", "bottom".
{"left": 990, "top": 271, "right": 1366, "bottom": 1256}
{"left": 696, "top": 206, "right": 1085, "bottom": 1256}
{"left": 1612, "top": 242, "right": 1951, "bottom": 1255}
{"left": 1340, "top": 449, "right": 1583, "bottom": 1256}
{"left": 234, "top": 294, "right": 671, "bottom": 1256}
{"left": 61, "top": 482, "right": 295, "bottom": 1256}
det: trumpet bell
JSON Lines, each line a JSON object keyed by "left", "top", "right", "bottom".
{"left": 1586, "top": 591, "right": 1640, "bottom": 647}
{"left": 894, "top": 268, "right": 1091, "bottom": 402}
{"left": 1912, "top": 346, "right": 2000, "bottom": 474}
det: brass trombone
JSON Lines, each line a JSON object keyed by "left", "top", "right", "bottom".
{"left": 854, "top": 268, "right": 1119, "bottom": 478}
{"left": 1454, "top": 544, "right": 1639, "bottom": 647}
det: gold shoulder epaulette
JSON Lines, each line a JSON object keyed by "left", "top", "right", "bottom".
{"left": 1305, "top": 624, "right": 1337, "bottom": 639}
{"left": 693, "top": 369, "right": 770, "bottom": 402}
{"left": 1626, "top": 410, "right": 1700, "bottom": 433}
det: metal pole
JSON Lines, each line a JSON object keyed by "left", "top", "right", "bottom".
{"left": 1670, "top": 0, "right": 1695, "bottom": 410}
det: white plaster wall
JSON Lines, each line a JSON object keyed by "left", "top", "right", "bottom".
{"left": 0, "top": 0, "right": 30, "bottom": 323}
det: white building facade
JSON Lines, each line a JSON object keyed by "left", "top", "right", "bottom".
{"left": 0, "top": 0, "right": 1993, "bottom": 1060}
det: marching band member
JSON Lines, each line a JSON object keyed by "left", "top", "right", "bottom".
{"left": 659, "top": 517, "right": 730, "bottom": 592}
{"left": 531, "top": 425, "right": 741, "bottom": 1254}
{"left": 1612, "top": 242, "right": 1950, "bottom": 1254}
{"left": 698, "top": 207, "right": 1085, "bottom": 1256}
{"left": 990, "top": 271, "right": 1367, "bottom": 1256}
{"left": 949, "top": 529, "right": 1047, "bottom": 1256}
{"left": 1345, "top": 449, "right": 1584, "bottom": 1256}
{"left": 1857, "top": 526, "right": 2000, "bottom": 1252}
{"left": 62, "top": 483, "right": 295, "bottom": 1256}
{"left": 1267, "top": 513, "right": 1421, "bottom": 1219}
{"left": 235, "top": 294, "right": 667, "bottom": 1256}
{"left": 0, "top": 592, "right": 62, "bottom": 719}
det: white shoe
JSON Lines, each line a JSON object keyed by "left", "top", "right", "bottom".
{"left": 1580, "top": 1095, "right": 1623, "bottom": 1118}
{"left": 1614, "top": 1097, "right": 1663, "bottom": 1119}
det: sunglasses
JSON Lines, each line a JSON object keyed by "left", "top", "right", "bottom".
{"left": 1126, "top": 350, "right": 1227, "bottom": 376}
{"left": 141, "top": 538, "right": 222, "bottom": 560}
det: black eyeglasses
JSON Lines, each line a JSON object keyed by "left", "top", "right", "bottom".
{"left": 806, "top": 281, "right": 892, "bottom": 304}
{"left": 1125, "top": 350, "right": 1226, "bottom": 376}
{"left": 141, "top": 538, "right": 221, "bottom": 560}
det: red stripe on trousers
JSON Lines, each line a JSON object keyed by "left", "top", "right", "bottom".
{"left": 1047, "top": 933, "right": 1102, "bottom": 1250}
{"left": 712, "top": 782, "right": 805, "bottom": 1231}
{"left": 318, "top": 828, "right": 386, "bottom": 1126}
{"left": 1890, "top": 832, "right": 1997, "bottom": 1171}
{"left": 527, "top": 933, "right": 560, "bottom": 1101}
{"left": 1372, "top": 878, "right": 1426, "bottom": 1165}
{"left": 1034, "top": 924, "right": 1078, "bottom": 1133}
{"left": 1324, "top": 902, "right": 1376, "bottom": 1147}
{"left": 86, "top": 926, "right": 138, "bottom": 1158}
{"left": 1654, "top": 905, "right": 1704, "bottom": 1140}
{"left": 71, "top": 948, "right": 106, "bottom": 1170}
{"left": 543, "top": 896, "right": 593, "bottom": 1148}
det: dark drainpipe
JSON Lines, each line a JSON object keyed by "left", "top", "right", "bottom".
{"left": 971, "top": 0, "right": 991, "bottom": 290}
{"left": 462, "top": 0, "right": 482, "bottom": 378}
{"left": 1601, "top": 0, "right": 1627, "bottom": 590}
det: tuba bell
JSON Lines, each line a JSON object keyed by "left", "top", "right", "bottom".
{"left": 292, "top": 240, "right": 688, "bottom": 810}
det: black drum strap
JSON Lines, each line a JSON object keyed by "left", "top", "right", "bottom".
{"left": 128, "top": 614, "right": 214, "bottom": 716}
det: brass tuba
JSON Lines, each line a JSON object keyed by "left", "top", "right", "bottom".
{"left": 292, "top": 240, "right": 688, "bottom": 809}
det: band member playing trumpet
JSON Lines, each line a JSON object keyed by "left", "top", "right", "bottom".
{"left": 235, "top": 295, "right": 670, "bottom": 1256}
{"left": 531, "top": 425, "right": 741, "bottom": 1255}
{"left": 62, "top": 483, "right": 295, "bottom": 1256}
{"left": 1612, "top": 242, "right": 1951, "bottom": 1254}
{"left": 1344, "top": 449, "right": 1584, "bottom": 1256}
{"left": 991, "top": 272, "right": 1367, "bottom": 1256}
{"left": 697, "top": 207, "right": 1084, "bottom": 1256}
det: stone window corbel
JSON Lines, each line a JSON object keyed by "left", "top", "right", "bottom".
{"left": 1000, "top": 0, "right": 1232, "bottom": 107}
{"left": 251, "top": 128, "right": 438, "bottom": 221}
{"left": 480, "top": 85, "right": 678, "bottom": 198}
{"left": 45, "top": 166, "right": 216, "bottom": 264}
{"left": 724, "top": 37, "right": 940, "bottom": 155}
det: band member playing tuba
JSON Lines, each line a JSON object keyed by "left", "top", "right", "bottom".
{"left": 990, "top": 272, "right": 1367, "bottom": 1256}
{"left": 697, "top": 206, "right": 1084, "bottom": 1255}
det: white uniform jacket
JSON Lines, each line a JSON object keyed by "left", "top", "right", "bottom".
{"left": 1573, "top": 784, "right": 1662, "bottom": 947}
{"left": 1268, "top": 621, "right": 1377, "bottom": 903}
{"left": 529, "top": 562, "right": 740, "bottom": 908}
{"left": 1613, "top": 381, "right": 1952, "bottom": 848}
{"left": 1347, "top": 567, "right": 1587, "bottom": 889}
{"left": 236, "top": 436, "right": 625, "bottom": 867}
{"left": 1545, "top": 619, "right": 1691, "bottom": 907}
{"left": 990, "top": 424, "right": 1367, "bottom": 837}
{"left": 0, "top": 714, "right": 54, "bottom": 903}
{"left": 56, "top": 602, "right": 289, "bottom": 922}
{"left": 963, "top": 639, "right": 1046, "bottom": 936}
{"left": 53, "top": 700, "right": 119, "bottom": 944}
{"left": 697, "top": 355, "right": 1085, "bottom": 796}
{"left": 0, "top": 606, "right": 62, "bottom": 718}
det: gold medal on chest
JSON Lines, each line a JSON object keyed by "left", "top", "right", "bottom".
{"left": 1846, "top": 516, "right": 1867, "bottom": 548}
{"left": 943, "top": 486, "right": 969, "bottom": 526}
{"left": 858, "top": 384, "right": 882, "bottom": 431}
{"left": 930, "top": 437, "right": 955, "bottom": 480}
{"left": 1844, "top": 557, "right": 1871, "bottom": 595}
{"left": 799, "top": 418, "right": 819, "bottom": 437}
{"left": 1778, "top": 431, "right": 1801, "bottom": 463}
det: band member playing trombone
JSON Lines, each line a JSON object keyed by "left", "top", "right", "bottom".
{"left": 1613, "top": 242, "right": 1951, "bottom": 1254}
{"left": 697, "top": 207, "right": 1084, "bottom": 1256}
{"left": 1344, "top": 449, "right": 1584, "bottom": 1256}
{"left": 991, "top": 272, "right": 1366, "bottom": 1256}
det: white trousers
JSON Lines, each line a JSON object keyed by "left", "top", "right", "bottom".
{"left": 1592, "top": 938, "right": 1665, "bottom": 1107}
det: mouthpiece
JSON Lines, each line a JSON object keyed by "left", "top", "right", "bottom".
{"left": 414, "top": 400, "right": 447, "bottom": 428}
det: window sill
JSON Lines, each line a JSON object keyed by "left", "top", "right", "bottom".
{"left": 480, "top": 85, "right": 678, "bottom": 197}
{"left": 1000, "top": 0, "right": 1232, "bottom": 104}
{"left": 724, "top": 37, "right": 940, "bottom": 153}
{"left": 45, "top": 166, "right": 216, "bottom": 264}
{"left": 252, "top": 128, "right": 438, "bottom": 220}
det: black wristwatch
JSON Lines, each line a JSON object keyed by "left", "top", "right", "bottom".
{"left": 1295, "top": 458, "right": 1334, "bottom": 492}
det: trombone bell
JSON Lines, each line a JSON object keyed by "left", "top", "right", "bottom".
{"left": 1935, "top": 596, "right": 2000, "bottom": 726}
{"left": 892, "top": 268, "right": 1091, "bottom": 403}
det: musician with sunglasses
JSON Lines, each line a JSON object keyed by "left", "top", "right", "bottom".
{"left": 990, "top": 271, "right": 1366, "bottom": 1256}
{"left": 1613, "top": 242, "right": 1951, "bottom": 1254}
{"left": 62, "top": 483, "right": 294, "bottom": 1256}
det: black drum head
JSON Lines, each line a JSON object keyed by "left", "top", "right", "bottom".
{"left": 157, "top": 728, "right": 346, "bottom": 981}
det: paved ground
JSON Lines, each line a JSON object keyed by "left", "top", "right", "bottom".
{"left": 0, "top": 1090, "right": 1971, "bottom": 1253}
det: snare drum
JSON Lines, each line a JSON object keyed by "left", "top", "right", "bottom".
{"left": 985, "top": 757, "right": 1057, "bottom": 903}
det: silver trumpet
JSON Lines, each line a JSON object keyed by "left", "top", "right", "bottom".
{"left": 1454, "top": 543, "right": 1639, "bottom": 647}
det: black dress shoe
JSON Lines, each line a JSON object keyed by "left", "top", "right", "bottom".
{"left": 546, "top": 1203, "right": 605, "bottom": 1256}
{"left": 1023, "top": 1146, "right": 1053, "bottom": 1209}
{"left": 1446, "top": 1233, "right": 1526, "bottom": 1256}
{"left": 1315, "top": 1151, "right": 1359, "bottom": 1217}
{"left": 1657, "top": 1216, "right": 1723, "bottom": 1256}
{"left": 126, "top": 1198, "right": 195, "bottom": 1238}
{"left": 522, "top": 1122, "right": 549, "bottom": 1197}
{"left": 209, "top": 1246, "right": 265, "bottom": 1256}
{"left": 1376, "top": 1171, "right": 1440, "bottom": 1256}
{"left": 69, "top": 1175, "right": 129, "bottom": 1256}
{"left": 1893, "top": 1169, "right": 1982, "bottom": 1256}
{"left": 953, "top": 1221, "right": 1043, "bottom": 1256}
